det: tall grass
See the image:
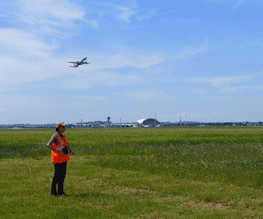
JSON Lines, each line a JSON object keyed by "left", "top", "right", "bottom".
{"left": 1, "top": 126, "right": 262, "bottom": 158}
{"left": 87, "top": 142, "right": 263, "bottom": 189}
{"left": 2, "top": 127, "right": 262, "bottom": 189}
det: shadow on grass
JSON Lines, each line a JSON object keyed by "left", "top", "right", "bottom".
{"left": 55, "top": 192, "right": 100, "bottom": 198}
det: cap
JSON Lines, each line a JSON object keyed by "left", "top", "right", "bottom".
{"left": 56, "top": 122, "right": 67, "bottom": 128}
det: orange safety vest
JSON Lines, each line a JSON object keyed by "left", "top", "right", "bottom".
{"left": 51, "top": 133, "right": 70, "bottom": 164}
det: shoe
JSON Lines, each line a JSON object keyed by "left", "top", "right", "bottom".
{"left": 51, "top": 191, "right": 57, "bottom": 196}
{"left": 57, "top": 192, "right": 68, "bottom": 197}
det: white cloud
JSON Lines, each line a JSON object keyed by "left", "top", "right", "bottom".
{"left": 90, "top": 1, "right": 156, "bottom": 23}
{"left": 208, "top": 75, "right": 251, "bottom": 87}
{"left": 253, "top": 85, "right": 263, "bottom": 90}
{"left": 0, "top": 55, "right": 69, "bottom": 86}
{"left": 0, "top": 28, "right": 69, "bottom": 87}
{"left": 219, "top": 84, "right": 263, "bottom": 93}
{"left": 184, "top": 74, "right": 263, "bottom": 94}
{"left": 17, "top": 0, "right": 86, "bottom": 24}
{"left": 175, "top": 40, "right": 214, "bottom": 59}
{"left": 194, "top": 88, "right": 206, "bottom": 97}
{"left": 136, "top": 9, "right": 156, "bottom": 22}
{"left": 219, "top": 85, "right": 248, "bottom": 93}
{"left": 87, "top": 48, "right": 163, "bottom": 70}
{"left": 233, "top": 0, "right": 246, "bottom": 8}
{"left": 0, "top": 29, "right": 57, "bottom": 59}
{"left": 107, "top": 52, "right": 162, "bottom": 69}
{"left": 12, "top": 0, "right": 96, "bottom": 35}
{"left": 89, "top": 1, "right": 137, "bottom": 22}
{"left": 117, "top": 6, "right": 136, "bottom": 22}
{"left": 85, "top": 20, "right": 99, "bottom": 29}
{"left": 200, "top": 0, "right": 260, "bottom": 9}
{"left": 186, "top": 75, "right": 252, "bottom": 87}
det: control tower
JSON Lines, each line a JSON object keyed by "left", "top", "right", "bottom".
{"left": 107, "top": 117, "right": 111, "bottom": 127}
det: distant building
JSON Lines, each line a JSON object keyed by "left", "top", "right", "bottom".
{"left": 180, "top": 121, "right": 198, "bottom": 126}
{"left": 137, "top": 118, "right": 160, "bottom": 127}
{"left": 87, "top": 121, "right": 106, "bottom": 128}
{"left": 160, "top": 122, "right": 171, "bottom": 127}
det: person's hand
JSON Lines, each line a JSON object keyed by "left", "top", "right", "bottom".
{"left": 69, "top": 151, "right": 75, "bottom": 155}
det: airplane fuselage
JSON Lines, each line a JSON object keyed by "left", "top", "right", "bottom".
{"left": 69, "top": 57, "right": 90, "bottom": 67}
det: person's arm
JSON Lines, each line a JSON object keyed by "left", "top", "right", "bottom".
{"left": 66, "top": 145, "right": 74, "bottom": 155}
{"left": 47, "top": 138, "right": 65, "bottom": 155}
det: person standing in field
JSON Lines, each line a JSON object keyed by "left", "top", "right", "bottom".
{"left": 47, "top": 122, "right": 74, "bottom": 196}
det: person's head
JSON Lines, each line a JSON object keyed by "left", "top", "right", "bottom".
{"left": 56, "top": 122, "right": 67, "bottom": 134}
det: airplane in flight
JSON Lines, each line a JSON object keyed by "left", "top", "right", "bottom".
{"left": 69, "top": 57, "right": 90, "bottom": 68}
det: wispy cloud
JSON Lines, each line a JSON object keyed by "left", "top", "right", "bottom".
{"left": 86, "top": 48, "right": 163, "bottom": 70}
{"left": 233, "top": 0, "right": 246, "bottom": 8}
{"left": 208, "top": 75, "right": 251, "bottom": 87}
{"left": 106, "top": 51, "right": 162, "bottom": 69}
{"left": 219, "top": 84, "right": 263, "bottom": 93}
{"left": 201, "top": 0, "right": 259, "bottom": 9}
{"left": 12, "top": 0, "right": 96, "bottom": 35}
{"left": 0, "top": 28, "right": 57, "bottom": 59}
{"left": 0, "top": 28, "right": 66, "bottom": 87}
{"left": 117, "top": 5, "right": 137, "bottom": 22}
{"left": 89, "top": 1, "right": 137, "bottom": 22}
{"left": 184, "top": 74, "right": 263, "bottom": 93}
{"left": 186, "top": 75, "right": 252, "bottom": 87}
{"left": 89, "top": 1, "right": 156, "bottom": 23}
{"left": 136, "top": 9, "right": 157, "bottom": 22}
{"left": 194, "top": 88, "right": 207, "bottom": 97}
{"left": 219, "top": 85, "right": 248, "bottom": 93}
{"left": 175, "top": 39, "right": 214, "bottom": 59}
{"left": 20, "top": 0, "right": 85, "bottom": 23}
{"left": 85, "top": 20, "right": 99, "bottom": 29}
{"left": 253, "top": 85, "right": 263, "bottom": 90}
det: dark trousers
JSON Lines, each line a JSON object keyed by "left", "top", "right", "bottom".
{"left": 51, "top": 161, "right": 67, "bottom": 195}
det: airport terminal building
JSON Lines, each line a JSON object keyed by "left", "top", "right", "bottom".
{"left": 137, "top": 118, "right": 161, "bottom": 127}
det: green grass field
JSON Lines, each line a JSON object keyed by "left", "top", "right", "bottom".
{"left": 1, "top": 127, "right": 263, "bottom": 218}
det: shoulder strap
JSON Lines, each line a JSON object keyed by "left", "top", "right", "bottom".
{"left": 57, "top": 134, "right": 64, "bottom": 147}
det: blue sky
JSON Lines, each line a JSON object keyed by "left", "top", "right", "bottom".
{"left": 0, "top": 0, "right": 262, "bottom": 124}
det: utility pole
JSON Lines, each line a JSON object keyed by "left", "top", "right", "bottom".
{"left": 180, "top": 115, "right": 181, "bottom": 124}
